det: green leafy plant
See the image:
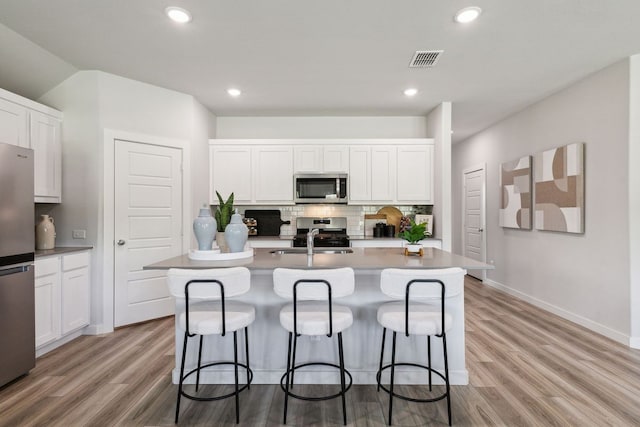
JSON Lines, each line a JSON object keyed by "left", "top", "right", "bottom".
{"left": 399, "top": 220, "right": 427, "bottom": 244}
{"left": 214, "top": 191, "right": 234, "bottom": 232}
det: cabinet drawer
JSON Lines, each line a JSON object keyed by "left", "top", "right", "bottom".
{"left": 35, "top": 257, "right": 59, "bottom": 278}
{"left": 62, "top": 251, "right": 90, "bottom": 271}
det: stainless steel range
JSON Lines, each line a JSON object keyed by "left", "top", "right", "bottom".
{"left": 292, "top": 217, "right": 350, "bottom": 248}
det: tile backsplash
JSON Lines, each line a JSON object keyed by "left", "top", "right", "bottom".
{"left": 237, "top": 204, "right": 432, "bottom": 237}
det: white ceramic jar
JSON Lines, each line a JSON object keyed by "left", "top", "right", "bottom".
{"left": 36, "top": 214, "right": 56, "bottom": 250}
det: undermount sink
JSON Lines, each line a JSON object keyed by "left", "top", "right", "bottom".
{"left": 270, "top": 248, "right": 353, "bottom": 255}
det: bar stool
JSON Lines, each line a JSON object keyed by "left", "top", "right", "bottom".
{"left": 273, "top": 267, "right": 355, "bottom": 425}
{"left": 167, "top": 267, "right": 254, "bottom": 424}
{"left": 376, "top": 267, "right": 465, "bottom": 426}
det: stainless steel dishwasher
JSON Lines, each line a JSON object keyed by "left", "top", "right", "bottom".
{"left": 0, "top": 142, "right": 36, "bottom": 388}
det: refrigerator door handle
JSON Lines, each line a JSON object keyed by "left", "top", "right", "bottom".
{"left": 0, "top": 265, "right": 31, "bottom": 277}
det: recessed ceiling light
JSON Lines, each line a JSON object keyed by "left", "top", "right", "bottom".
{"left": 404, "top": 88, "right": 418, "bottom": 97}
{"left": 227, "top": 88, "right": 242, "bottom": 97}
{"left": 165, "top": 7, "right": 192, "bottom": 23}
{"left": 454, "top": 6, "right": 482, "bottom": 24}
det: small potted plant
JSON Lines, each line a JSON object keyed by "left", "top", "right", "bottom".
{"left": 399, "top": 220, "right": 427, "bottom": 255}
{"left": 214, "top": 191, "right": 234, "bottom": 251}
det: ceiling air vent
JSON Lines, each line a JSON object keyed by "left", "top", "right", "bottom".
{"left": 409, "top": 50, "right": 443, "bottom": 68}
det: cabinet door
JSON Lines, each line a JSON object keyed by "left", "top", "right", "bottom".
{"left": 210, "top": 145, "right": 252, "bottom": 203}
{"left": 348, "top": 146, "right": 370, "bottom": 202}
{"left": 30, "top": 111, "right": 62, "bottom": 203}
{"left": 61, "top": 266, "right": 90, "bottom": 334}
{"left": 370, "top": 146, "right": 396, "bottom": 202}
{"left": 323, "top": 146, "right": 349, "bottom": 173}
{"left": 34, "top": 258, "right": 61, "bottom": 348}
{"left": 0, "top": 98, "right": 28, "bottom": 148}
{"left": 294, "top": 145, "right": 322, "bottom": 173}
{"left": 396, "top": 145, "right": 433, "bottom": 203}
{"left": 254, "top": 146, "right": 294, "bottom": 203}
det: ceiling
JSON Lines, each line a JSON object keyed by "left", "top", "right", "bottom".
{"left": 1, "top": 0, "right": 640, "bottom": 142}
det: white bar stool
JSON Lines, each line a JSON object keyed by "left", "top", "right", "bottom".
{"left": 167, "top": 267, "right": 255, "bottom": 424}
{"left": 376, "top": 267, "right": 465, "bottom": 426}
{"left": 273, "top": 267, "right": 355, "bottom": 425}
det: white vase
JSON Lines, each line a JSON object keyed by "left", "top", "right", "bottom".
{"left": 405, "top": 243, "right": 422, "bottom": 253}
{"left": 193, "top": 207, "right": 217, "bottom": 250}
{"left": 36, "top": 214, "right": 56, "bottom": 250}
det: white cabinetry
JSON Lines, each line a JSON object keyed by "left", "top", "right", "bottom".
{"left": 34, "top": 250, "right": 91, "bottom": 355}
{"left": 351, "top": 238, "right": 442, "bottom": 249}
{"left": 294, "top": 145, "right": 348, "bottom": 173}
{"left": 210, "top": 141, "right": 294, "bottom": 205}
{"left": 246, "top": 239, "right": 293, "bottom": 249}
{"left": 349, "top": 141, "right": 433, "bottom": 205}
{"left": 0, "top": 88, "right": 63, "bottom": 203}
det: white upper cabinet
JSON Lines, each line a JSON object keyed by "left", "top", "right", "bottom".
{"left": 294, "top": 145, "right": 348, "bottom": 173}
{"left": 31, "top": 111, "right": 62, "bottom": 203}
{"left": 210, "top": 145, "right": 252, "bottom": 203}
{"left": 210, "top": 141, "right": 294, "bottom": 205}
{"left": 1, "top": 88, "right": 63, "bottom": 203}
{"left": 396, "top": 145, "right": 433, "bottom": 203}
{"left": 348, "top": 146, "right": 371, "bottom": 201}
{"left": 253, "top": 145, "right": 293, "bottom": 203}
{"left": 370, "top": 145, "right": 396, "bottom": 202}
{"left": 0, "top": 98, "right": 28, "bottom": 148}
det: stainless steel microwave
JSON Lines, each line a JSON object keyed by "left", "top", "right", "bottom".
{"left": 294, "top": 174, "right": 348, "bottom": 204}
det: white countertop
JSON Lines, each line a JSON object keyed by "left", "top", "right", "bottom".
{"left": 145, "top": 247, "right": 492, "bottom": 271}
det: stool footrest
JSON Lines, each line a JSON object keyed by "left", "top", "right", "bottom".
{"left": 280, "top": 362, "right": 353, "bottom": 401}
{"left": 376, "top": 362, "right": 448, "bottom": 403}
{"left": 180, "top": 361, "right": 253, "bottom": 402}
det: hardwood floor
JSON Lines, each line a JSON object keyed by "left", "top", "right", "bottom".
{"left": 2, "top": 276, "right": 640, "bottom": 426}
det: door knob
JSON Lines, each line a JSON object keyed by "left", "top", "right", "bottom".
{"left": 117, "top": 239, "right": 126, "bottom": 246}
{"left": 478, "top": 228, "right": 484, "bottom": 232}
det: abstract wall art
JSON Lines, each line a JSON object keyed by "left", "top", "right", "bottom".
{"left": 499, "top": 155, "right": 532, "bottom": 229}
{"left": 534, "top": 142, "right": 585, "bottom": 233}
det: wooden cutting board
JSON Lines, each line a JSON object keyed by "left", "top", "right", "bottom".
{"left": 377, "top": 206, "right": 403, "bottom": 236}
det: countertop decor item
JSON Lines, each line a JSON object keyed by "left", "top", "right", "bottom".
{"left": 399, "top": 220, "right": 427, "bottom": 256}
{"left": 414, "top": 214, "right": 433, "bottom": 237}
{"left": 36, "top": 214, "right": 56, "bottom": 250}
{"left": 193, "top": 205, "right": 217, "bottom": 251}
{"left": 364, "top": 214, "right": 386, "bottom": 237}
{"left": 214, "top": 191, "right": 234, "bottom": 232}
{"left": 225, "top": 209, "right": 249, "bottom": 253}
{"left": 377, "top": 206, "right": 402, "bottom": 236}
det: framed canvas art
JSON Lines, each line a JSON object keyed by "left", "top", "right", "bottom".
{"left": 499, "top": 155, "right": 532, "bottom": 229}
{"left": 534, "top": 142, "right": 585, "bottom": 233}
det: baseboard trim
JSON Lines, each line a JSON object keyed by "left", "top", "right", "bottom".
{"left": 84, "top": 323, "right": 114, "bottom": 335}
{"left": 482, "top": 278, "right": 632, "bottom": 347}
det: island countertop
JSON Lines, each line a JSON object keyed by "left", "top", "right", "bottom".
{"left": 144, "top": 247, "right": 493, "bottom": 271}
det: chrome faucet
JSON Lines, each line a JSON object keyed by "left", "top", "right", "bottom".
{"left": 307, "top": 228, "right": 320, "bottom": 255}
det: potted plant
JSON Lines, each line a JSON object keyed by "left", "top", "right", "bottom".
{"left": 214, "top": 191, "right": 234, "bottom": 231}
{"left": 399, "top": 220, "right": 427, "bottom": 255}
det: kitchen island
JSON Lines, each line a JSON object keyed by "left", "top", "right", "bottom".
{"left": 145, "top": 247, "right": 492, "bottom": 386}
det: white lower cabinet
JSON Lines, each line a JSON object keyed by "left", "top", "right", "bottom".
{"left": 35, "top": 250, "right": 91, "bottom": 354}
{"left": 247, "top": 239, "right": 293, "bottom": 249}
{"left": 351, "top": 239, "right": 442, "bottom": 249}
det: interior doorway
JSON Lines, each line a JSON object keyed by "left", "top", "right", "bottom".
{"left": 462, "top": 165, "right": 486, "bottom": 281}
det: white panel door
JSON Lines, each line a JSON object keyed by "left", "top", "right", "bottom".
{"left": 0, "top": 98, "right": 28, "bottom": 148}
{"left": 463, "top": 167, "right": 486, "bottom": 280}
{"left": 294, "top": 145, "right": 322, "bottom": 173}
{"left": 34, "top": 257, "right": 61, "bottom": 348}
{"left": 323, "top": 146, "right": 349, "bottom": 173}
{"left": 114, "top": 140, "right": 183, "bottom": 327}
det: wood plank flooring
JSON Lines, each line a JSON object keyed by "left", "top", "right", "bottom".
{"left": 2, "top": 276, "right": 640, "bottom": 426}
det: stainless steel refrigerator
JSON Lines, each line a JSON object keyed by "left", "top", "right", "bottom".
{"left": 0, "top": 142, "right": 35, "bottom": 388}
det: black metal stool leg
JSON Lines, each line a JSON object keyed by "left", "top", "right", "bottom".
{"left": 427, "top": 335, "right": 432, "bottom": 391}
{"left": 443, "top": 332, "right": 451, "bottom": 426}
{"left": 388, "top": 331, "right": 397, "bottom": 426}
{"left": 338, "top": 332, "right": 347, "bottom": 425}
{"left": 175, "top": 332, "right": 188, "bottom": 424}
{"left": 290, "top": 333, "right": 298, "bottom": 388}
{"left": 378, "top": 328, "right": 386, "bottom": 392}
{"left": 233, "top": 331, "right": 240, "bottom": 424}
{"left": 196, "top": 335, "right": 204, "bottom": 392}
{"left": 245, "top": 327, "right": 251, "bottom": 390}
{"left": 283, "top": 332, "right": 293, "bottom": 424}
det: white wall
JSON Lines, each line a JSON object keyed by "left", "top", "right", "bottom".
{"left": 216, "top": 116, "right": 428, "bottom": 138}
{"left": 629, "top": 55, "right": 640, "bottom": 347}
{"left": 39, "top": 70, "right": 215, "bottom": 333}
{"left": 452, "top": 59, "right": 632, "bottom": 343}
